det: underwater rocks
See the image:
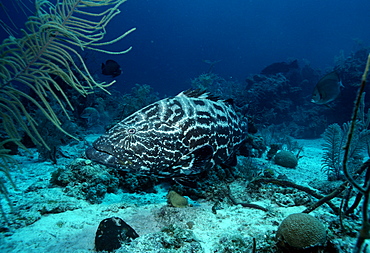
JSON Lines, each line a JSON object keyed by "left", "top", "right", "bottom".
{"left": 274, "top": 150, "right": 298, "bottom": 168}
{"left": 240, "top": 134, "right": 267, "bottom": 158}
{"left": 308, "top": 179, "right": 344, "bottom": 195}
{"left": 261, "top": 60, "right": 299, "bottom": 76}
{"left": 51, "top": 158, "right": 119, "bottom": 204}
{"left": 166, "top": 190, "right": 189, "bottom": 208}
{"left": 247, "top": 182, "right": 313, "bottom": 208}
{"left": 95, "top": 217, "right": 139, "bottom": 252}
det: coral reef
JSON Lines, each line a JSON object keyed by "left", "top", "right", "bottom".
{"left": 190, "top": 50, "right": 370, "bottom": 140}
{"left": 276, "top": 213, "right": 327, "bottom": 250}
{"left": 191, "top": 72, "right": 247, "bottom": 107}
{"left": 51, "top": 158, "right": 119, "bottom": 204}
{"left": 335, "top": 48, "right": 369, "bottom": 87}
{"left": 33, "top": 106, "right": 81, "bottom": 163}
{"left": 258, "top": 125, "right": 302, "bottom": 152}
{"left": 114, "top": 84, "right": 160, "bottom": 123}
{"left": 240, "top": 134, "right": 267, "bottom": 158}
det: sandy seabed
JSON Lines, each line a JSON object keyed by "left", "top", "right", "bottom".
{"left": 0, "top": 138, "right": 367, "bottom": 253}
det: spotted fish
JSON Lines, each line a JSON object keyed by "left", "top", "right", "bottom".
{"left": 86, "top": 90, "right": 248, "bottom": 178}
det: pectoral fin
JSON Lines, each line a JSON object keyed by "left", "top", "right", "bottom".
{"left": 172, "top": 145, "right": 214, "bottom": 175}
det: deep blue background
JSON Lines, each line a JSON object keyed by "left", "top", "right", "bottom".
{"left": 1, "top": 0, "right": 370, "bottom": 96}
{"left": 99, "top": 0, "right": 370, "bottom": 96}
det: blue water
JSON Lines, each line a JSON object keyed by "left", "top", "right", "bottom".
{"left": 1, "top": 3, "right": 370, "bottom": 251}
{"left": 1, "top": 0, "right": 369, "bottom": 96}
{"left": 103, "top": 0, "right": 370, "bottom": 95}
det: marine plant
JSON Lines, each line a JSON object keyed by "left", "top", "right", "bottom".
{"left": 321, "top": 123, "right": 347, "bottom": 180}
{"left": 342, "top": 53, "right": 370, "bottom": 253}
{"left": 321, "top": 102, "right": 370, "bottom": 180}
{"left": 0, "top": 0, "right": 135, "bottom": 222}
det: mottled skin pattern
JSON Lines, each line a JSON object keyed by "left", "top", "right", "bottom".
{"left": 86, "top": 90, "right": 247, "bottom": 177}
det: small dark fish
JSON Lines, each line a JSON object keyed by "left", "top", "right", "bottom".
{"left": 311, "top": 71, "right": 342, "bottom": 105}
{"left": 101, "top": 60, "right": 122, "bottom": 77}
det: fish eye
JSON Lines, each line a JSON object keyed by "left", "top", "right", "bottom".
{"left": 127, "top": 128, "right": 136, "bottom": 134}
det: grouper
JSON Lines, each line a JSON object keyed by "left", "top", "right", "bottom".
{"left": 86, "top": 89, "right": 248, "bottom": 178}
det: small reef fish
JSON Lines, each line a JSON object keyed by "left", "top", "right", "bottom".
{"left": 311, "top": 71, "right": 342, "bottom": 105}
{"left": 101, "top": 59, "right": 122, "bottom": 77}
{"left": 86, "top": 90, "right": 248, "bottom": 178}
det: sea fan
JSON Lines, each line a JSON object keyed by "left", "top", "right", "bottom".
{"left": 0, "top": 0, "right": 135, "bottom": 149}
{"left": 321, "top": 123, "right": 344, "bottom": 179}
{"left": 0, "top": 0, "right": 135, "bottom": 222}
{"left": 321, "top": 122, "right": 370, "bottom": 180}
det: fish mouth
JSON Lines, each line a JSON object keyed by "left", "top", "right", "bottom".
{"left": 86, "top": 146, "right": 118, "bottom": 166}
{"left": 85, "top": 147, "right": 133, "bottom": 168}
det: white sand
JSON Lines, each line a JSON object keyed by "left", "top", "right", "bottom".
{"left": 0, "top": 139, "right": 365, "bottom": 252}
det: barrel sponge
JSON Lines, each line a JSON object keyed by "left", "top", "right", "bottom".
{"left": 276, "top": 213, "right": 327, "bottom": 249}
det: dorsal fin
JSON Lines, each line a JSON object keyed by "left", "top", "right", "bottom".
{"left": 182, "top": 89, "right": 208, "bottom": 98}
{"left": 181, "top": 89, "right": 220, "bottom": 102}
{"left": 224, "top": 98, "right": 234, "bottom": 105}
